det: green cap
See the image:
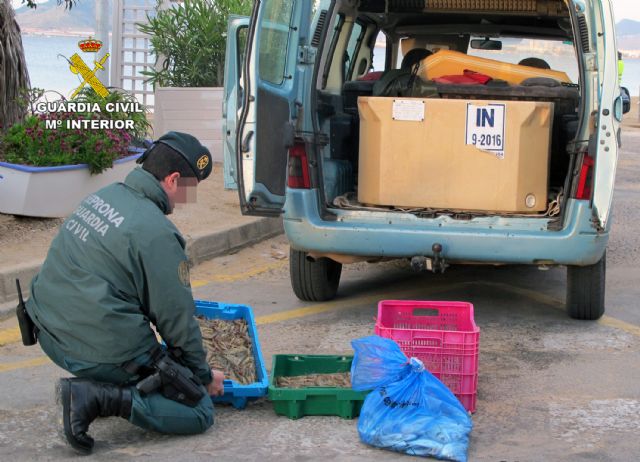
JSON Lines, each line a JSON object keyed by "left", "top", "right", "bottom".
{"left": 141, "top": 131, "right": 212, "bottom": 181}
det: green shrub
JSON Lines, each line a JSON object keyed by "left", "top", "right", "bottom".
{"left": 0, "top": 113, "right": 131, "bottom": 174}
{"left": 138, "top": 0, "right": 252, "bottom": 88}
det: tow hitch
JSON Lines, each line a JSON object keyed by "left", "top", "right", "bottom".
{"left": 410, "top": 243, "right": 449, "bottom": 274}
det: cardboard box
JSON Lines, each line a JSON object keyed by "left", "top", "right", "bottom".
{"left": 357, "top": 97, "right": 553, "bottom": 212}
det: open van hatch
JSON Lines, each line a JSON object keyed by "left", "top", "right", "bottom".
{"left": 312, "top": 1, "right": 590, "bottom": 229}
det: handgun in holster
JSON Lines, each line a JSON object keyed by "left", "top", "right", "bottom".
{"left": 135, "top": 347, "right": 205, "bottom": 407}
{"left": 15, "top": 279, "right": 38, "bottom": 346}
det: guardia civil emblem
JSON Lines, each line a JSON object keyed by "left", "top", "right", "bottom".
{"left": 68, "top": 36, "right": 110, "bottom": 98}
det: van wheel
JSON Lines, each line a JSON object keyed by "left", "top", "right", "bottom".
{"left": 290, "top": 249, "right": 342, "bottom": 302}
{"left": 566, "top": 253, "right": 606, "bottom": 320}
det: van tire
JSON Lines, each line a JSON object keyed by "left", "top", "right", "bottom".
{"left": 566, "top": 253, "right": 606, "bottom": 320}
{"left": 290, "top": 249, "right": 342, "bottom": 302}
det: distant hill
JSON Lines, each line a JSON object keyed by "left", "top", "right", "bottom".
{"left": 617, "top": 20, "right": 640, "bottom": 53}
{"left": 617, "top": 19, "right": 640, "bottom": 36}
{"left": 15, "top": 0, "right": 111, "bottom": 33}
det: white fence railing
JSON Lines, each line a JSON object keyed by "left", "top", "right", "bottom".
{"left": 110, "top": 0, "right": 157, "bottom": 110}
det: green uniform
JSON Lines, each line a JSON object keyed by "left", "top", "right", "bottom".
{"left": 26, "top": 167, "right": 213, "bottom": 434}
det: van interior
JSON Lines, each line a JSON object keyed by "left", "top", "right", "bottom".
{"left": 312, "top": 0, "right": 587, "bottom": 227}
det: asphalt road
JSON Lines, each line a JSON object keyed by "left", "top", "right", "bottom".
{"left": 0, "top": 131, "right": 639, "bottom": 461}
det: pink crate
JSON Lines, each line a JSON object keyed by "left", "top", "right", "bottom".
{"left": 375, "top": 300, "right": 480, "bottom": 413}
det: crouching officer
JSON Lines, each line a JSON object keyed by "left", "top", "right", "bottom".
{"left": 21, "top": 132, "right": 225, "bottom": 453}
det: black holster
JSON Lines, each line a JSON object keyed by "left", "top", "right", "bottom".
{"left": 133, "top": 348, "right": 205, "bottom": 407}
{"left": 15, "top": 279, "right": 37, "bottom": 346}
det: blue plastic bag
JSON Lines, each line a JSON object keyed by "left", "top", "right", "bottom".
{"left": 351, "top": 336, "right": 473, "bottom": 462}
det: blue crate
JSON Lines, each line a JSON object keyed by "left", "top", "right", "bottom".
{"left": 195, "top": 300, "right": 269, "bottom": 409}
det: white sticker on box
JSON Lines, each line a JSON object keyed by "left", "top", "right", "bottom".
{"left": 392, "top": 99, "right": 425, "bottom": 121}
{"left": 465, "top": 103, "right": 506, "bottom": 159}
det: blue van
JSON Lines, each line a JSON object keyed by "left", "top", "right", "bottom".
{"left": 223, "top": 0, "right": 629, "bottom": 320}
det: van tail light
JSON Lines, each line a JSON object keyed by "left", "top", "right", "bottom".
{"left": 287, "top": 142, "right": 311, "bottom": 189}
{"left": 575, "top": 154, "right": 594, "bottom": 200}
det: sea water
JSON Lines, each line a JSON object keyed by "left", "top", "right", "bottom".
{"left": 22, "top": 34, "right": 90, "bottom": 98}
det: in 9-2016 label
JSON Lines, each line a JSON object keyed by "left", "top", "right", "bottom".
{"left": 465, "top": 103, "right": 506, "bottom": 159}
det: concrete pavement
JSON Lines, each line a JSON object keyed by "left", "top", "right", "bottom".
{"left": 1, "top": 234, "right": 639, "bottom": 461}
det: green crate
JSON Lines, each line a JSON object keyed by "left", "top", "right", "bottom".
{"left": 268, "top": 354, "right": 369, "bottom": 420}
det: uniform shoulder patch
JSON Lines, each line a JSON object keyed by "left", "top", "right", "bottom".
{"left": 178, "top": 261, "right": 191, "bottom": 286}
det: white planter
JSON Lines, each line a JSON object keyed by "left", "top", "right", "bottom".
{"left": 0, "top": 150, "right": 143, "bottom": 218}
{"left": 153, "top": 87, "right": 223, "bottom": 162}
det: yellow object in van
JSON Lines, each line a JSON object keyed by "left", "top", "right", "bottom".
{"left": 418, "top": 50, "right": 572, "bottom": 85}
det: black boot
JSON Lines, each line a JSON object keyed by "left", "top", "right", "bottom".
{"left": 56, "top": 378, "right": 132, "bottom": 454}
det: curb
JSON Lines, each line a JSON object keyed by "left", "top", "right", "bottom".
{"left": 0, "top": 216, "right": 283, "bottom": 320}
{"left": 186, "top": 217, "right": 283, "bottom": 266}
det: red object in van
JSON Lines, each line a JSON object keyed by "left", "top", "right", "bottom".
{"left": 358, "top": 71, "right": 384, "bottom": 81}
{"left": 433, "top": 70, "right": 492, "bottom": 85}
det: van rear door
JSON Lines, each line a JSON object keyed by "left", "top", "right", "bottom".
{"left": 234, "top": 0, "right": 313, "bottom": 216}
{"left": 223, "top": 15, "right": 250, "bottom": 190}
{"left": 591, "top": 0, "right": 620, "bottom": 229}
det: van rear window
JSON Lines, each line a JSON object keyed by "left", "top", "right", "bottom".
{"left": 467, "top": 37, "right": 578, "bottom": 82}
{"left": 258, "top": 0, "right": 295, "bottom": 85}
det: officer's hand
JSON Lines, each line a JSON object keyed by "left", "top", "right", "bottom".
{"left": 207, "top": 370, "right": 225, "bottom": 397}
